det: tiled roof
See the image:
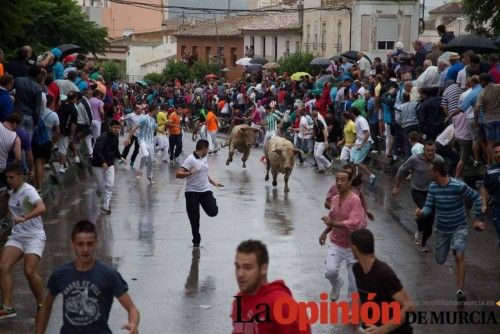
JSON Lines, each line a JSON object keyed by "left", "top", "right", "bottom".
{"left": 428, "top": 2, "right": 463, "bottom": 14}
{"left": 175, "top": 12, "right": 300, "bottom": 37}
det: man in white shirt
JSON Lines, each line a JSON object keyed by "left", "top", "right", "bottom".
{"left": 0, "top": 164, "right": 47, "bottom": 319}
{"left": 176, "top": 139, "right": 223, "bottom": 248}
{"left": 357, "top": 52, "right": 371, "bottom": 79}
{"left": 350, "top": 107, "right": 377, "bottom": 186}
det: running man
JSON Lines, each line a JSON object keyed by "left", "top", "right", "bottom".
{"left": 155, "top": 106, "right": 169, "bottom": 163}
{"left": 205, "top": 109, "right": 220, "bottom": 154}
{"left": 167, "top": 107, "right": 183, "bottom": 165}
{"left": 176, "top": 139, "right": 222, "bottom": 248}
{"left": 121, "top": 106, "right": 142, "bottom": 169}
{"left": 392, "top": 140, "right": 443, "bottom": 252}
{"left": 231, "top": 240, "right": 311, "bottom": 334}
{"left": 36, "top": 220, "right": 140, "bottom": 333}
{"left": 0, "top": 164, "right": 46, "bottom": 319}
{"left": 350, "top": 107, "right": 377, "bottom": 186}
{"left": 320, "top": 169, "right": 367, "bottom": 301}
{"left": 92, "top": 120, "right": 124, "bottom": 215}
{"left": 416, "top": 159, "right": 485, "bottom": 302}
{"left": 125, "top": 105, "right": 157, "bottom": 184}
{"left": 350, "top": 229, "right": 415, "bottom": 333}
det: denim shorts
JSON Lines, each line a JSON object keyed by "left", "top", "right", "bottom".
{"left": 484, "top": 121, "right": 500, "bottom": 141}
{"left": 350, "top": 142, "right": 372, "bottom": 164}
{"left": 434, "top": 224, "right": 469, "bottom": 264}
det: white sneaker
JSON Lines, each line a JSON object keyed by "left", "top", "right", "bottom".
{"left": 74, "top": 156, "right": 80, "bottom": 164}
{"left": 330, "top": 278, "right": 344, "bottom": 301}
{"left": 58, "top": 166, "right": 66, "bottom": 174}
{"left": 414, "top": 232, "right": 422, "bottom": 246}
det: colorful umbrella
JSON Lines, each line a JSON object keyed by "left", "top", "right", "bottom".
{"left": 204, "top": 74, "right": 218, "bottom": 81}
{"left": 290, "top": 72, "right": 311, "bottom": 81}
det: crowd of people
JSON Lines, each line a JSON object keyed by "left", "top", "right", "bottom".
{"left": 0, "top": 31, "right": 499, "bottom": 333}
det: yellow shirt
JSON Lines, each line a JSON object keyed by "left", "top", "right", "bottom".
{"left": 344, "top": 120, "right": 356, "bottom": 146}
{"left": 156, "top": 111, "right": 168, "bottom": 134}
{"left": 374, "top": 83, "right": 381, "bottom": 98}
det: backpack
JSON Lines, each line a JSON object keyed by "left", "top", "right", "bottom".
{"left": 32, "top": 112, "right": 54, "bottom": 145}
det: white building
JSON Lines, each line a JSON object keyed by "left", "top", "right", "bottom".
{"left": 302, "top": 0, "right": 420, "bottom": 59}
{"left": 241, "top": 13, "right": 302, "bottom": 61}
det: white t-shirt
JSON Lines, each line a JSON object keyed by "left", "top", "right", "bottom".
{"left": 358, "top": 57, "right": 371, "bottom": 76}
{"left": 8, "top": 183, "right": 45, "bottom": 239}
{"left": 40, "top": 108, "right": 60, "bottom": 141}
{"left": 354, "top": 116, "right": 374, "bottom": 145}
{"left": 182, "top": 153, "right": 211, "bottom": 193}
{"left": 298, "top": 115, "right": 312, "bottom": 139}
{"left": 456, "top": 66, "right": 467, "bottom": 89}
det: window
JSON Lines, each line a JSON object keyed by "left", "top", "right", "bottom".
{"left": 192, "top": 46, "right": 198, "bottom": 58}
{"left": 274, "top": 37, "right": 278, "bottom": 61}
{"left": 377, "top": 18, "right": 397, "bottom": 50}
{"left": 219, "top": 47, "right": 225, "bottom": 66}
{"left": 250, "top": 36, "right": 255, "bottom": 49}
{"left": 262, "top": 36, "right": 266, "bottom": 58}
{"left": 321, "top": 22, "right": 326, "bottom": 51}
{"left": 230, "top": 47, "right": 237, "bottom": 66}
{"left": 295, "top": 41, "right": 300, "bottom": 53}
{"left": 285, "top": 41, "right": 290, "bottom": 55}
{"left": 314, "top": 22, "right": 319, "bottom": 50}
{"left": 181, "top": 45, "right": 186, "bottom": 56}
{"left": 306, "top": 24, "right": 310, "bottom": 52}
{"left": 205, "top": 46, "right": 211, "bottom": 63}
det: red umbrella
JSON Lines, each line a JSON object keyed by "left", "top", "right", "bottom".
{"left": 205, "top": 74, "right": 218, "bottom": 81}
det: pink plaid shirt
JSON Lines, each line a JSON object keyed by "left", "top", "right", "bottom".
{"left": 328, "top": 191, "right": 367, "bottom": 248}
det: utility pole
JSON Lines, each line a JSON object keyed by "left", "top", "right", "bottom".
{"left": 213, "top": 13, "right": 222, "bottom": 77}
{"left": 227, "top": 0, "right": 231, "bottom": 17}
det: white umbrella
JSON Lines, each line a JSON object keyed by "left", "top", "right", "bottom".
{"left": 236, "top": 57, "right": 252, "bottom": 66}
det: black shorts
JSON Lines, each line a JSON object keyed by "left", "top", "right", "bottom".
{"left": 32, "top": 141, "right": 53, "bottom": 161}
{"left": 76, "top": 124, "right": 92, "bottom": 137}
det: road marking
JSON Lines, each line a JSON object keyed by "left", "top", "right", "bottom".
{"left": 58, "top": 209, "right": 70, "bottom": 216}
{"left": 70, "top": 198, "right": 82, "bottom": 206}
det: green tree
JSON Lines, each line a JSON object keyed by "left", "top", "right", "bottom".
{"left": 143, "top": 72, "right": 164, "bottom": 84}
{"left": 277, "top": 52, "right": 316, "bottom": 76}
{"left": 161, "top": 60, "right": 192, "bottom": 84}
{"left": 462, "top": 0, "right": 499, "bottom": 38}
{"left": 97, "top": 61, "right": 125, "bottom": 83}
{"left": 0, "top": 0, "right": 108, "bottom": 58}
{"left": 190, "top": 61, "right": 220, "bottom": 82}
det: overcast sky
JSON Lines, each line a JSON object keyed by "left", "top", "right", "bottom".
{"left": 423, "top": 0, "right": 448, "bottom": 16}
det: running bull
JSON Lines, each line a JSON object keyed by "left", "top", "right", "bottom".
{"left": 264, "top": 136, "right": 302, "bottom": 193}
{"left": 224, "top": 124, "right": 262, "bottom": 168}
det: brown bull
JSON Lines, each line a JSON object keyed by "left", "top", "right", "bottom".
{"left": 264, "top": 136, "right": 301, "bottom": 193}
{"left": 225, "top": 124, "right": 261, "bottom": 168}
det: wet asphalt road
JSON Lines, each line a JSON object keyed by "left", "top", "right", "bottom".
{"left": 1, "top": 138, "right": 499, "bottom": 334}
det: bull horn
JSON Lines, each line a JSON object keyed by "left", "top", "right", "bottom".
{"left": 293, "top": 148, "right": 303, "bottom": 155}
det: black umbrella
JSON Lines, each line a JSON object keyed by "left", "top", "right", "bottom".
{"left": 339, "top": 51, "right": 372, "bottom": 64}
{"left": 249, "top": 57, "right": 268, "bottom": 65}
{"left": 443, "top": 35, "right": 498, "bottom": 54}
{"left": 310, "top": 57, "right": 331, "bottom": 66}
{"left": 57, "top": 44, "right": 82, "bottom": 58}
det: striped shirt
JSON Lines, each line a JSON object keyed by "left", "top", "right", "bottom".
{"left": 0, "top": 122, "right": 17, "bottom": 171}
{"left": 265, "top": 110, "right": 283, "bottom": 132}
{"left": 421, "top": 178, "right": 482, "bottom": 232}
{"left": 137, "top": 114, "right": 157, "bottom": 144}
{"left": 441, "top": 83, "right": 462, "bottom": 113}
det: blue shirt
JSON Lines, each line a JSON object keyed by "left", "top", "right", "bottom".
{"left": 0, "top": 88, "right": 13, "bottom": 122}
{"left": 445, "top": 62, "right": 464, "bottom": 82}
{"left": 422, "top": 178, "right": 482, "bottom": 232}
{"left": 137, "top": 114, "right": 157, "bottom": 144}
{"left": 459, "top": 84, "right": 482, "bottom": 111}
{"left": 47, "top": 260, "right": 129, "bottom": 334}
